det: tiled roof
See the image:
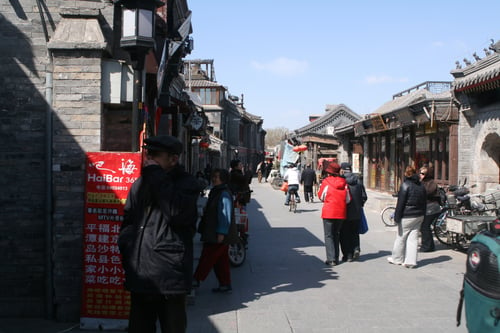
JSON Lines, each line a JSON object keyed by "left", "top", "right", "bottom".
{"left": 295, "top": 104, "right": 361, "bottom": 134}
{"left": 186, "top": 79, "right": 225, "bottom": 88}
{"left": 373, "top": 89, "right": 452, "bottom": 115}
{"left": 452, "top": 53, "right": 500, "bottom": 92}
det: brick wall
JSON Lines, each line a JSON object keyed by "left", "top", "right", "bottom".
{"left": 51, "top": 49, "right": 103, "bottom": 320}
{"left": 0, "top": 1, "right": 52, "bottom": 317}
{"left": 458, "top": 105, "right": 500, "bottom": 192}
{"left": 0, "top": 0, "right": 111, "bottom": 321}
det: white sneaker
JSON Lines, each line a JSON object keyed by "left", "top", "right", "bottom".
{"left": 387, "top": 257, "right": 402, "bottom": 265}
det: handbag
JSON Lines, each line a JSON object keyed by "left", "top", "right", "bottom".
{"left": 280, "top": 181, "right": 289, "bottom": 192}
{"left": 426, "top": 201, "right": 441, "bottom": 216}
{"left": 358, "top": 208, "right": 369, "bottom": 234}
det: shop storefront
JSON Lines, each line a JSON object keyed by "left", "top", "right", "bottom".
{"left": 355, "top": 82, "right": 459, "bottom": 193}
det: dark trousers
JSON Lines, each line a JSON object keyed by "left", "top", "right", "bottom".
{"left": 193, "top": 243, "right": 231, "bottom": 286}
{"left": 303, "top": 185, "right": 314, "bottom": 201}
{"left": 340, "top": 219, "right": 359, "bottom": 259}
{"left": 128, "top": 292, "right": 187, "bottom": 333}
{"left": 323, "top": 219, "right": 344, "bottom": 262}
{"left": 420, "top": 212, "right": 439, "bottom": 251}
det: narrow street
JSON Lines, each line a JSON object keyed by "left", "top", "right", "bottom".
{"left": 187, "top": 181, "right": 468, "bottom": 333}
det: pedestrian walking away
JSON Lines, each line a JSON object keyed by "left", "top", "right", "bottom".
{"left": 301, "top": 163, "right": 317, "bottom": 203}
{"left": 118, "top": 135, "right": 200, "bottom": 333}
{"left": 339, "top": 162, "right": 367, "bottom": 262}
{"left": 283, "top": 163, "right": 301, "bottom": 205}
{"left": 193, "top": 168, "right": 239, "bottom": 294}
{"left": 387, "top": 166, "right": 427, "bottom": 269}
{"left": 317, "top": 162, "right": 347, "bottom": 266}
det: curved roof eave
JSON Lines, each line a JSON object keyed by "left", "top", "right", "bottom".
{"left": 294, "top": 104, "right": 361, "bottom": 133}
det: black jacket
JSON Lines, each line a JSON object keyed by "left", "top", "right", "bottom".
{"left": 394, "top": 175, "right": 427, "bottom": 223}
{"left": 344, "top": 172, "right": 367, "bottom": 220}
{"left": 229, "top": 169, "right": 250, "bottom": 204}
{"left": 197, "top": 184, "right": 239, "bottom": 245}
{"left": 301, "top": 168, "right": 317, "bottom": 187}
{"left": 118, "top": 164, "right": 199, "bottom": 295}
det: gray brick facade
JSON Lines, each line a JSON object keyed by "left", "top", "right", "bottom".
{"left": 1, "top": 0, "right": 112, "bottom": 321}
{"left": 458, "top": 106, "right": 500, "bottom": 192}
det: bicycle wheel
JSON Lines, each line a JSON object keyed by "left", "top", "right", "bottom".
{"left": 289, "top": 198, "right": 295, "bottom": 212}
{"left": 433, "top": 213, "right": 453, "bottom": 246}
{"left": 381, "top": 206, "right": 397, "bottom": 226}
{"left": 228, "top": 242, "right": 246, "bottom": 267}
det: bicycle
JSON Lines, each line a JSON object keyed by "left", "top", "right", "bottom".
{"left": 380, "top": 206, "right": 397, "bottom": 226}
{"left": 289, "top": 188, "right": 298, "bottom": 213}
{"left": 229, "top": 206, "right": 248, "bottom": 267}
{"left": 228, "top": 190, "right": 252, "bottom": 267}
{"left": 432, "top": 207, "right": 455, "bottom": 246}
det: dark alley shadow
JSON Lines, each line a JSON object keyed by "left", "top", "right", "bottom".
{"left": 1, "top": 7, "right": 84, "bottom": 320}
{"left": 187, "top": 193, "right": 339, "bottom": 332}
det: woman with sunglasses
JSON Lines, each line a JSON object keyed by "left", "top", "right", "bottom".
{"left": 419, "top": 166, "right": 440, "bottom": 252}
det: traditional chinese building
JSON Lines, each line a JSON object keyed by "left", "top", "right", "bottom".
{"left": 451, "top": 42, "right": 500, "bottom": 192}
{"left": 0, "top": 0, "right": 198, "bottom": 321}
{"left": 350, "top": 81, "right": 460, "bottom": 193}
{"left": 290, "top": 104, "right": 362, "bottom": 171}
{"left": 184, "top": 59, "right": 265, "bottom": 172}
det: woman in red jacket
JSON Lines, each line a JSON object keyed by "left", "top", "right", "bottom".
{"left": 317, "top": 162, "right": 347, "bottom": 266}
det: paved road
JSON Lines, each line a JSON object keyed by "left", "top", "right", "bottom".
{"left": 0, "top": 181, "right": 469, "bottom": 333}
{"left": 186, "top": 181, "right": 468, "bottom": 333}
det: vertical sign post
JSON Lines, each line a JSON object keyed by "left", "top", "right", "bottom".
{"left": 80, "top": 152, "right": 142, "bottom": 330}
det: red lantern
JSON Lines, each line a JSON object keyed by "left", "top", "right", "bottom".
{"left": 293, "top": 144, "right": 307, "bottom": 152}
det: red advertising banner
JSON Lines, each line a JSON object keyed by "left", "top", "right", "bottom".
{"left": 80, "top": 152, "right": 142, "bottom": 330}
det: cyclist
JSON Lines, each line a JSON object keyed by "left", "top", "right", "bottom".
{"left": 284, "top": 163, "right": 301, "bottom": 205}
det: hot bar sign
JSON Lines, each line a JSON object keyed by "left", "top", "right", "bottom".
{"left": 80, "top": 152, "right": 141, "bottom": 330}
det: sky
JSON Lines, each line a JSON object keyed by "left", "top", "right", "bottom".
{"left": 187, "top": 0, "right": 500, "bottom": 131}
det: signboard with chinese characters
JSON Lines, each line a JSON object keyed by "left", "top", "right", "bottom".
{"left": 80, "top": 152, "right": 142, "bottom": 330}
{"left": 352, "top": 153, "right": 360, "bottom": 174}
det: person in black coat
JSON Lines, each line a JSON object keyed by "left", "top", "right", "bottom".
{"left": 118, "top": 135, "right": 199, "bottom": 333}
{"left": 193, "top": 168, "right": 238, "bottom": 293}
{"left": 301, "top": 164, "right": 318, "bottom": 202}
{"left": 419, "top": 166, "right": 440, "bottom": 252}
{"left": 388, "top": 166, "right": 427, "bottom": 269}
{"left": 339, "top": 163, "right": 367, "bottom": 262}
{"left": 229, "top": 159, "right": 251, "bottom": 205}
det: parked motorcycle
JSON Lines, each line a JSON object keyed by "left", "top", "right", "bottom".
{"left": 435, "top": 180, "right": 500, "bottom": 250}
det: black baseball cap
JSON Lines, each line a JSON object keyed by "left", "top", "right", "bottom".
{"left": 142, "top": 135, "right": 183, "bottom": 155}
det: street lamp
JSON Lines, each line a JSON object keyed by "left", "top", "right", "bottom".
{"left": 115, "top": 0, "right": 163, "bottom": 151}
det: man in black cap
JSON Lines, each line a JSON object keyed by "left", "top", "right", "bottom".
{"left": 118, "top": 135, "right": 200, "bottom": 333}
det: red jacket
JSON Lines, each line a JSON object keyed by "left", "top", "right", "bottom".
{"left": 317, "top": 175, "right": 347, "bottom": 219}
